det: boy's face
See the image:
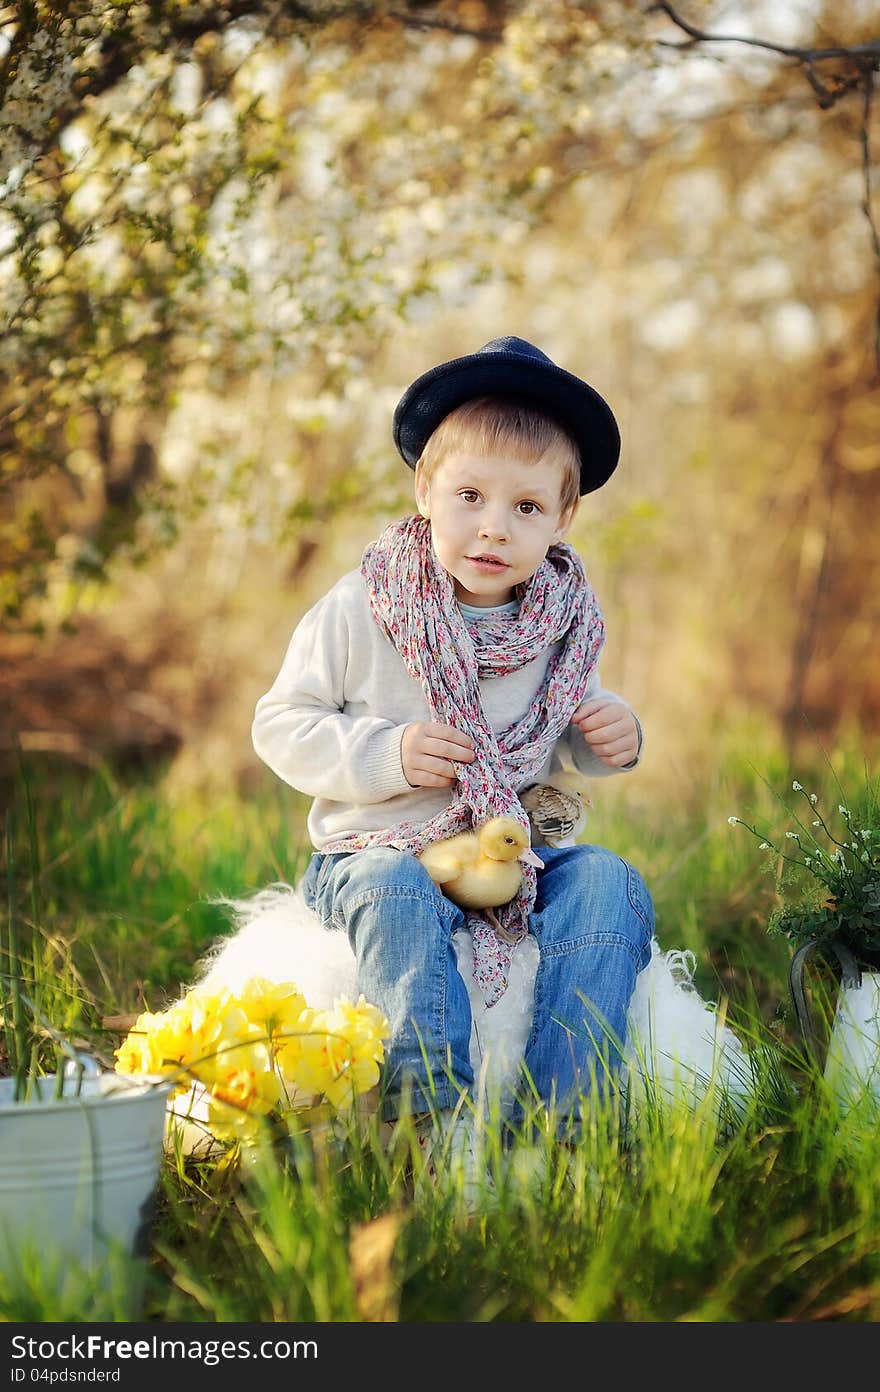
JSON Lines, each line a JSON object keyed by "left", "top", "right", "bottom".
{"left": 414, "top": 450, "right": 577, "bottom": 607}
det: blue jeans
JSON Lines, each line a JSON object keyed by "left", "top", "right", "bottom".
{"left": 300, "top": 844, "right": 654, "bottom": 1126}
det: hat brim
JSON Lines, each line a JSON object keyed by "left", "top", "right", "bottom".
{"left": 392, "top": 348, "right": 620, "bottom": 495}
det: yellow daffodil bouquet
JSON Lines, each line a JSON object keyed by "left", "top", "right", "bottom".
{"left": 114, "top": 976, "right": 390, "bottom": 1159}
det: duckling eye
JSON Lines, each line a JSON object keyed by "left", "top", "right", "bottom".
{"left": 504, "top": 836, "right": 514, "bottom": 844}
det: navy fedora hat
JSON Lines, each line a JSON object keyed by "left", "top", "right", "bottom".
{"left": 392, "top": 335, "right": 621, "bottom": 495}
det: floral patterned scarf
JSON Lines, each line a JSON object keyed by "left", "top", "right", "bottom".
{"left": 320, "top": 513, "right": 605, "bottom": 1004}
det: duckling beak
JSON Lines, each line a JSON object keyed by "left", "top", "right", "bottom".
{"left": 517, "top": 847, "right": 544, "bottom": 869}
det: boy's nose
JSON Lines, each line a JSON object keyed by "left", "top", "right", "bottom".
{"left": 478, "top": 515, "right": 510, "bottom": 543}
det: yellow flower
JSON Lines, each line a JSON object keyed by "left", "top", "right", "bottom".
{"left": 237, "top": 977, "right": 308, "bottom": 1038}
{"left": 273, "top": 1004, "right": 320, "bottom": 1081}
{"left": 204, "top": 1036, "right": 283, "bottom": 1144}
{"left": 210, "top": 1038, "right": 281, "bottom": 1111}
{"left": 113, "top": 1011, "right": 174, "bottom": 1079}
{"left": 114, "top": 980, "right": 390, "bottom": 1151}
{"left": 289, "top": 996, "right": 390, "bottom": 1109}
{"left": 206, "top": 1104, "right": 264, "bottom": 1146}
{"left": 186, "top": 1007, "right": 260, "bottom": 1090}
{"left": 114, "top": 987, "right": 253, "bottom": 1093}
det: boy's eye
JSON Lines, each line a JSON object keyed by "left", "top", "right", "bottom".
{"left": 459, "top": 490, "right": 480, "bottom": 503}
{"left": 518, "top": 501, "right": 540, "bottom": 515}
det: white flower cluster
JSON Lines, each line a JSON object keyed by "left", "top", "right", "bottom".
{"left": 1, "top": 28, "right": 76, "bottom": 190}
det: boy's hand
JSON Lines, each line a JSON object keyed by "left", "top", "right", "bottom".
{"left": 401, "top": 721, "right": 477, "bottom": 788}
{"left": 571, "top": 699, "right": 639, "bottom": 768}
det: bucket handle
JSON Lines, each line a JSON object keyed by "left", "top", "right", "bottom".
{"left": 789, "top": 934, "right": 862, "bottom": 1065}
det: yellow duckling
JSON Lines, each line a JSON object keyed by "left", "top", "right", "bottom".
{"left": 417, "top": 816, "right": 544, "bottom": 914}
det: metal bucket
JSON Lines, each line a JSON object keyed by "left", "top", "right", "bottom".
{"left": 0, "top": 1072, "right": 173, "bottom": 1280}
{"left": 823, "top": 971, "right": 880, "bottom": 1112}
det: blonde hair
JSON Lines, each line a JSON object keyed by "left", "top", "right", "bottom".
{"left": 416, "top": 396, "right": 581, "bottom": 516}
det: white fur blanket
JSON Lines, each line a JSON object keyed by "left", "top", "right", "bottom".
{"left": 164, "top": 881, "right": 755, "bottom": 1146}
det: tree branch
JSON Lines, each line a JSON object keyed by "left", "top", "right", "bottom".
{"left": 860, "top": 70, "right": 880, "bottom": 372}
{"left": 650, "top": 2, "right": 880, "bottom": 373}
{"left": 388, "top": 9, "right": 502, "bottom": 41}
{"left": 648, "top": 1, "right": 880, "bottom": 69}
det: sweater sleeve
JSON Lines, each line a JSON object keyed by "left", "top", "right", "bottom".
{"left": 558, "top": 666, "right": 644, "bottom": 778}
{"left": 252, "top": 584, "right": 414, "bottom": 805}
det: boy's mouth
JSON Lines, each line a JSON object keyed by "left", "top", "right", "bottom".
{"left": 467, "top": 554, "right": 509, "bottom": 572}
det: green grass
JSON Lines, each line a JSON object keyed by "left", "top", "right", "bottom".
{"left": 2, "top": 734, "right": 880, "bottom": 1322}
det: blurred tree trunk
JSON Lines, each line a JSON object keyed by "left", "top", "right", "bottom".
{"left": 781, "top": 371, "right": 845, "bottom": 756}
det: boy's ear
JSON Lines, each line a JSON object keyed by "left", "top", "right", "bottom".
{"left": 414, "top": 465, "right": 430, "bottom": 518}
{"left": 552, "top": 500, "right": 578, "bottom": 542}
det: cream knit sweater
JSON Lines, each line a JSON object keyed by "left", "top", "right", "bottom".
{"left": 252, "top": 567, "right": 641, "bottom": 849}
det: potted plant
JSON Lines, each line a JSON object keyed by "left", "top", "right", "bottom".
{"left": 730, "top": 771, "right": 880, "bottom": 1110}
{"left": 1, "top": 829, "right": 174, "bottom": 1294}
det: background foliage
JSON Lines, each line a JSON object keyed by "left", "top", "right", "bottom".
{"left": 2, "top": 0, "right": 878, "bottom": 796}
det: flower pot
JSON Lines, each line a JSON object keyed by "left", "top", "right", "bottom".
{"left": 823, "top": 970, "right": 880, "bottom": 1112}
{"left": 0, "top": 1071, "right": 173, "bottom": 1286}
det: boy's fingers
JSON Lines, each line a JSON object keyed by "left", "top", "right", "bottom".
{"left": 586, "top": 735, "right": 634, "bottom": 756}
{"left": 422, "top": 754, "right": 463, "bottom": 777}
{"left": 412, "top": 754, "right": 457, "bottom": 783}
{"left": 427, "top": 722, "right": 475, "bottom": 748}
{"left": 582, "top": 718, "right": 630, "bottom": 742}
{"left": 577, "top": 706, "right": 634, "bottom": 731}
{"left": 425, "top": 732, "right": 476, "bottom": 760}
{"left": 573, "top": 699, "right": 612, "bottom": 719}
{"left": 573, "top": 701, "right": 622, "bottom": 727}
{"left": 577, "top": 711, "right": 627, "bottom": 735}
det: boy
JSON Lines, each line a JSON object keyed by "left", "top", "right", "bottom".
{"left": 252, "top": 336, "right": 654, "bottom": 1198}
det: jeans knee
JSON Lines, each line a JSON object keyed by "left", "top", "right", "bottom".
{"left": 349, "top": 846, "right": 404, "bottom": 875}
{"left": 330, "top": 846, "right": 459, "bottom": 926}
{"left": 346, "top": 846, "right": 434, "bottom": 896}
{"left": 572, "top": 845, "right": 633, "bottom": 907}
{"left": 586, "top": 847, "right": 653, "bottom": 925}
{"left": 538, "top": 845, "right": 653, "bottom": 963}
